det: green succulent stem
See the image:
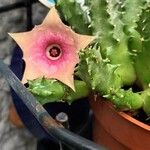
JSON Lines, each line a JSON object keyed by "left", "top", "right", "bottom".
{"left": 89, "top": 0, "right": 116, "bottom": 50}
{"left": 141, "top": 88, "right": 150, "bottom": 116}
{"left": 105, "top": 89, "right": 143, "bottom": 110}
{"left": 135, "top": 7, "right": 150, "bottom": 89}
{"left": 56, "top": 0, "right": 91, "bottom": 34}
{"left": 77, "top": 45, "right": 143, "bottom": 110}
{"left": 28, "top": 78, "right": 89, "bottom": 105}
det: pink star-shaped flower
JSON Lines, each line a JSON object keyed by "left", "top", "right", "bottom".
{"left": 9, "top": 7, "right": 95, "bottom": 90}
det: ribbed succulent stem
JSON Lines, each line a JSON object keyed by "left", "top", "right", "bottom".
{"left": 141, "top": 88, "right": 150, "bottom": 116}
{"left": 89, "top": 0, "right": 116, "bottom": 50}
{"left": 28, "top": 78, "right": 89, "bottom": 104}
{"left": 106, "top": 88, "right": 143, "bottom": 110}
{"left": 135, "top": 7, "right": 150, "bottom": 89}
{"left": 88, "top": 0, "right": 146, "bottom": 86}
{"left": 56, "top": 0, "right": 91, "bottom": 34}
{"left": 78, "top": 45, "right": 143, "bottom": 110}
{"left": 77, "top": 45, "right": 122, "bottom": 96}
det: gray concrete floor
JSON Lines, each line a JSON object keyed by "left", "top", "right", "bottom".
{"left": 0, "top": 1, "right": 48, "bottom": 149}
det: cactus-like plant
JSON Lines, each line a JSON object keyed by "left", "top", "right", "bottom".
{"left": 55, "top": 0, "right": 150, "bottom": 116}
{"left": 10, "top": 0, "right": 150, "bottom": 118}
{"left": 134, "top": 6, "right": 150, "bottom": 115}
{"left": 77, "top": 45, "right": 143, "bottom": 110}
{"left": 56, "top": 0, "right": 91, "bottom": 34}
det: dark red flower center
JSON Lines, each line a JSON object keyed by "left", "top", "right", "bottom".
{"left": 46, "top": 44, "right": 62, "bottom": 60}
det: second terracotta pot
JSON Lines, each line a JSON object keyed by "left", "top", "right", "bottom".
{"left": 90, "top": 95, "right": 150, "bottom": 150}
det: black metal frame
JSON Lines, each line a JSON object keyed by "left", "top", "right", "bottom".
{"left": 0, "top": 1, "right": 104, "bottom": 149}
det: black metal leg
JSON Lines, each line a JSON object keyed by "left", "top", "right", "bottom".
{"left": 25, "top": 0, "right": 33, "bottom": 30}
{"left": 37, "top": 139, "right": 60, "bottom": 150}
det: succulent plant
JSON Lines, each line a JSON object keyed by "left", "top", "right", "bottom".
{"left": 10, "top": 0, "right": 150, "bottom": 116}
{"left": 77, "top": 45, "right": 143, "bottom": 110}
{"left": 55, "top": 0, "right": 150, "bottom": 115}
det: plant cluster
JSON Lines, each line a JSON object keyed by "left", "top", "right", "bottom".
{"left": 10, "top": 0, "right": 150, "bottom": 117}
{"left": 56, "top": 0, "right": 150, "bottom": 116}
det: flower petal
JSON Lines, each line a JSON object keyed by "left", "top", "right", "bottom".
{"left": 42, "top": 7, "right": 62, "bottom": 27}
{"left": 9, "top": 7, "right": 95, "bottom": 90}
{"left": 75, "top": 34, "right": 96, "bottom": 52}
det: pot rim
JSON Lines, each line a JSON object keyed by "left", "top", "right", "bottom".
{"left": 119, "top": 111, "right": 150, "bottom": 131}
{"left": 90, "top": 94, "right": 150, "bottom": 132}
{"left": 90, "top": 95, "right": 150, "bottom": 149}
{"left": 104, "top": 99, "right": 150, "bottom": 131}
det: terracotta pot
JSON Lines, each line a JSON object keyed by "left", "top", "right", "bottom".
{"left": 89, "top": 95, "right": 150, "bottom": 150}
{"left": 9, "top": 104, "right": 24, "bottom": 128}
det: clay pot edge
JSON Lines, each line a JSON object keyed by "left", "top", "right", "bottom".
{"left": 90, "top": 94, "right": 150, "bottom": 132}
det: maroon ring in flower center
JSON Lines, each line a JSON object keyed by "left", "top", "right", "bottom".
{"left": 46, "top": 44, "right": 62, "bottom": 60}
